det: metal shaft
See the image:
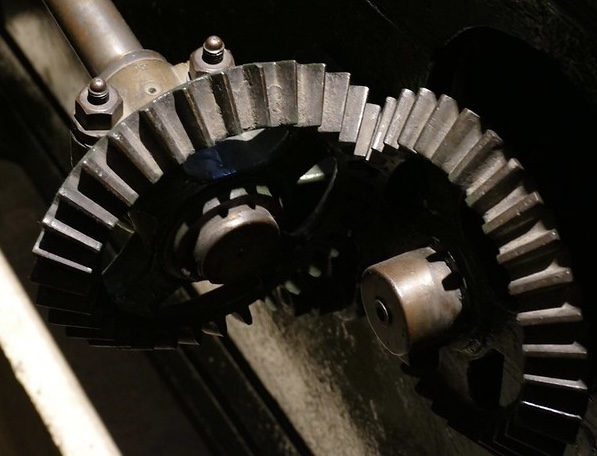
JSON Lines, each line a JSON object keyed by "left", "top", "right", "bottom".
{"left": 43, "top": 0, "right": 143, "bottom": 76}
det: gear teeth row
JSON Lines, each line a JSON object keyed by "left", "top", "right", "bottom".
{"left": 398, "top": 88, "right": 438, "bottom": 150}
{"left": 415, "top": 94, "right": 460, "bottom": 158}
{"left": 429, "top": 109, "right": 483, "bottom": 172}
{"left": 377, "top": 88, "right": 587, "bottom": 450}
{"left": 32, "top": 62, "right": 587, "bottom": 450}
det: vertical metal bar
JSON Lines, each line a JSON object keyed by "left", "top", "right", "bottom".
{"left": 0, "top": 249, "right": 122, "bottom": 455}
{"left": 42, "top": 0, "right": 143, "bottom": 76}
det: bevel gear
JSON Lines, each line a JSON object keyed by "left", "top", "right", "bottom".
{"left": 31, "top": 60, "right": 588, "bottom": 454}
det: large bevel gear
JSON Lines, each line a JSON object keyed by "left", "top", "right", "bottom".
{"left": 31, "top": 60, "right": 588, "bottom": 454}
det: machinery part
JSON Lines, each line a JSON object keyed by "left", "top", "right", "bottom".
{"left": 361, "top": 246, "right": 463, "bottom": 358}
{"left": 74, "top": 77, "right": 123, "bottom": 131}
{"left": 42, "top": 0, "right": 142, "bottom": 76}
{"left": 189, "top": 35, "right": 236, "bottom": 78}
{"left": 44, "top": 0, "right": 186, "bottom": 134}
{"left": 31, "top": 60, "right": 588, "bottom": 455}
{"left": 194, "top": 205, "right": 279, "bottom": 284}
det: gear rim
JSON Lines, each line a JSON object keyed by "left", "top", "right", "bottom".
{"left": 31, "top": 60, "right": 588, "bottom": 454}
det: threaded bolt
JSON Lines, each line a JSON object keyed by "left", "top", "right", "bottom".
{"left": 202, "top": 35, "right": 225, "bottom": 64}
{"left": 87, "top": 77, "right": 109, "bottom": 105}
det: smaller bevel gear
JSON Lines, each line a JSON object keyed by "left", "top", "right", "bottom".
{"left": 31, "top": 59, "right": 589, "bottom": 454}
{"left": 356, "top": 87, "right": 589, "bottom": 455}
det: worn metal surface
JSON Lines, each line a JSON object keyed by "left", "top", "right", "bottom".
{"left": 74, "top": 77, "right": 123, "bottom": 130}
{"left": 228, "top": 302, "right": 490, "bottom": 455}
{"left": 194, "top": 204, "right": 280, "bottom": 284}
{"left": 0, "top": 26, "right": 212, "bottom": 455}
{"left": 189, "top": 35, "right": 235, "bottom": 78}
{"left": 42, "top": 0, "right": 142, "bottom": 76}
{"left": 361, "top": 247, "right": 463, "bottom": 357}
{"left": 4, "top": 0, "right": 597, "bottom": 454}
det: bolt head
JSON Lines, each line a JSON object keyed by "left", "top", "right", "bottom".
{"left": 74, "top": 82, "right": 123, "bottom": 131}
{"left": 203, "top": 35, "right": 224, "bottom": 54}
{"left": 89, "top": 77, "right": 107, "bottom": 94}
{"left": 189, "top": 35, "right": 235, "bottom": 78}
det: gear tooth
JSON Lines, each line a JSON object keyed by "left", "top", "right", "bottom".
{"left": 88, "top": 340, "right": 128, "bottom": 348}
{"left": 229, "top": 187, "right": 248, "bottom": 199}
{"left": 463, "top": 152, "right": 510, "bottom": 198}
{"left": 256, "top": 185, "right": 272, "bottom": 196}
{"left": 42, "top": 213, "right": 103, "bottom": 252}
{"left": 523, "top": 342, "right": 586, "bottom": 359}
{"left": 318, "top": 72, "right": 351, "bottom": 133}
{"left": 431, "top": 108, "right": 483, "bottom": 173}
{"left": 264, "top": 294, "right": 278, "bottom": 311}
{"left": 296, "top": 63, "right": 326, "bottom": 127}
{"left": 259, "top": 60, "right": 298, "bottom": 127}
{"left": 521, "top": 310, "right": 583, "bottom": 346}
{"left": 398, "top": 87, "right": 437, "bottom": 150}
{"left": 522, "top": 374, "right": 588, "bottom": 415}
{"left": 384, "top": 88, "right": 416, "bottom": 149}
{"left": 81, "top": 144, "right": 139, "bottom": 206}
{"left": 58, "top": 172, "right": 119, "bottom": 228}
{"left": 33, "top": 228, "right": 99, "bottom": 274}
{"left": 65, "top": 327, "right": 111, "bottom": 340}
{"left": 202, "top": 197, "right": 219, "bottom": 214}
{"left": 339, "top": 85, "right": 369, "bottom": 144}
{"left": 283, "top": 280, "right": 301, "bottom": 295}
{"left": 509, "top": 253, "right": 573, "bottom": 296}
{"left": 516, "top": 401, "right": 583, "bottom": 443}
{"left": 482, "top": 192, "right": 543, "bottom": 241}
{"left": 109, "top": 116, "right": 165, "bottom": 183}
{"left": 232, "top": 306, "right": 253, "bottom": 325}
{"left": 210, "top": 71, "right": 242, "bottom": 136}
{"left": 36, "top": 286, "right": 95, "bottom": 314}
{"left": 201, "top": 319, "right": 227, "bottom": 337}
{"left": 232, "top": 63, "right": 270, "bottom": 129}
{"left": 183, "top": 75, "right": 229, "bottom": 146}
{"left": 30, "top": 256, "right": 94, "bottom": 295}
{"left": 307, "top": 264, "right": 323, "bottom": 278}
{"left": 448, "top": 129, "right": 504, "bottom": 188}
{"left": 140, "top": 92, "right": 195, "bottom": 162}
{"left": 354, "top": 103, "right": 380, "bottom": 159}
{"left": 497, "top": 225, "right": 560, "bottom": 266}
{"left": 177, "top": 327, "right": 200, "bottom": 345}
{"left": 329, "top": 248, "right": 340, "bottom": 259}
{"left": 371, "top": 97, "right": 397, "bottom": 152}
{"left": 465, "top": 158, "right": 525, "bottom": 213}
{"left": 523, "top": 342, "right": 587, "bottom": 381}
{"left": 44, "top": 199, "right": 110, "bottom": 247}
{"left": 414, "top": 94, "right": 460, "bottom": 159}
{"left": 517, "top": 303, "right": 582, "bottom": 326}
{"left": 48, "top": 309, "right": 101, "bottom": 329}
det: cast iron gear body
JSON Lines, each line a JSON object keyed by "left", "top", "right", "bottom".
{"left": 31, "top": 60, "right": 588, "bottom": 455}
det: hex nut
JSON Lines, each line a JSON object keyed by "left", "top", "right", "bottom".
{"left": 189, "top": 42, "right": 235, "bottom": 78}
{"left": 74, "top": 84, "right": 124, "bottom": 131}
